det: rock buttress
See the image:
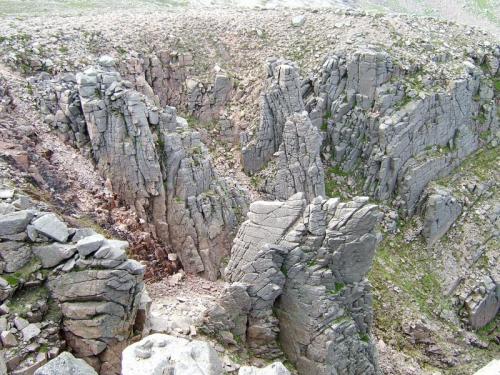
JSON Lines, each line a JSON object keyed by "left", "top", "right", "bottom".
{"left": 206, "top": 194, "right": 380, "bottom": 374}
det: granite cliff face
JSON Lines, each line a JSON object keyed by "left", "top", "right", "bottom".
{"left": 0, "top": 5, "right": 498, "bottom": 375}
{"left": 35, "top": 58, "right": 247, "bottom": 281}
{"left": 205, "top": 194, "right": 380, "bottom": 374}
{"left": 242, "top": 48, "right": 498, "bottom": 216}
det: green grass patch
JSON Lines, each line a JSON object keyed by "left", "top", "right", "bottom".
{"left": 7, "top": 285, "right": 49, "bottom": 317}
{"left": 328, "top": 282, "right": 345, "bottom": 296}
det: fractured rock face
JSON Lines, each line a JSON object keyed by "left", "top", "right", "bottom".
{"left": 308, "top": 49, "right": 498, "bottom": 214}
{"left": 241, "top": 59, "right": 305, "bottom": 174}
{"left": 36, "top": 60, "right": 247, "bottom": 280}
{"left": 120, "top": 51, "right": 232, "bottom": 123}
{"left": 264, "top": 111, "right": 325, "bottom": 201}
{"left": 208, "top": 194, "right": 380, "bottom": 374}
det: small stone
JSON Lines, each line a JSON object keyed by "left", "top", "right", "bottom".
{"left": 22, "top": 323, "right": 41, "bottom": 341}
{"left": 0, "top": 189, "right": 14, "bottom": 199}
{"left": 1, "top": 331, "right": 17, "bottom": 347}
{"left": 14, "top": 317, "right": 29, "bottom": 330}
{"left": 75, "top": 234, "right": 104, "bottom": 257}
{"left": 33, "top": 243, "right": 76, "bottom": 268}
{"left": 134, "top": 340, "right": 153, "bottom": 360}
{"left": 291, "top": 15, "right": 306, "bottom": 27}
{"left": 32, "top": 213, "right": 69, "bottom": 243}
{"left": 0, "top": 210, "right": 33, "bottom": 236}
{"left": 98, "top": 55, "right": 115, "bottom": 67}
{"left": 0, "top": 304, "right": 9, "bottom": 315}
{"left": 72, "top": 228, "right": 97, "bottom": 242}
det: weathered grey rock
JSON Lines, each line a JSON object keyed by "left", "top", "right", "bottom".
{"left": 121, "top": 334, "right": 224, "bottom": 375}
{"left": 48, "top": 267, "right": 145, "bottom": 371}
{"left": 291, "top": 15, "right": 306, "bottom": 27}
{"left": 75, "top": 234, "right": 105, "bottom": 256}
{"left": 0, "top": 210, "right": 33, "bottom": 236}
{"left": 0, "top": 241, "right": 32, "bottom": 273}
{"left": 32, "top": 214, "right": 69, "bottom": 243}
{"left": 209, "top": 195, "right": 379, "bottom": 373}
{"left": 34, "top": 352, "right": 97, "bottom": 375}
{"left": 14, "top": 317, "right": 29, "bottom": 330}
{"left": 36, "top": 63, "right": 246, "bottom": 281}
{"left": 72, "top": 228, "right": 98, "bottom": 243}
{"left": 241, "top": 60, "right": 304, "bottom": 173}
{"left": 1, "top": 330, "right": 17, "bottom": 347}
{"left": 239, "top": 362, "right": 291, "bottom": 375}
{"left": 462, "top": 276, "right": 499, "bottom": 329}
{"left": 264, "top": 111, "right": 325, "bottom": 201}
{"left": 308, "top": 49, "right": 498, "bottom": 214}
{"left": 422, "top": 188, "right": 462, "bottom": 244}
{"left": 120, "top": 51, "right": 231, "bottom": 122}
{"left": 203, "top": 282, "right": 251, "bottom": 340}
{"left": 33, "top": 243, "right": 76, "bottom": 268}
{"left": 21, "top": 323, "right": 41, "bottom": 341}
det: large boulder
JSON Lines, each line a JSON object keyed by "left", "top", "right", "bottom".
{"left": 0, "top": 210, "right": 33, "bottom": 236}
{"left": 422, "top": 188, "right": 462, "bottom": 244}
{"left": 122, "top": 334, "right": 224, "bottom": 375}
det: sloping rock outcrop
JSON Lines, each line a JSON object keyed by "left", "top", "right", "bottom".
{"left": 205, "top": 193, "right": 380, "bottom": 374}
{"left": 0, "top": 187, "right": 147, "bottom": 374}
{"left": 35, "top": 57, "right": 247, "bottom": 280}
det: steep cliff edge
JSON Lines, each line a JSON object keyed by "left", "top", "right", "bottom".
{"left": 35, "top": 59, "right": 248, "bottom": 281}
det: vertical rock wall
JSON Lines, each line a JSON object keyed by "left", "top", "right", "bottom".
{"left": 207, "top": 194, "right": 380, "bottom": 374}
{"left": 35, "top": 58, "right": 247, "bottom": 280}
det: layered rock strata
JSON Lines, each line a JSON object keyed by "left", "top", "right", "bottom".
{"left": 241, "top": 49, "right": 498, "bottom": 215}
{"left": 206, "top": 193, "right": 380, "bottom": 374}
{"left": 308, "top": 49, "right": 499, "bottom": 214}
{"left": 0, "top": 188, "right": 147, "bottom": 374}
{"left": 35, "top": 57, "right": 246, "bottom": 280}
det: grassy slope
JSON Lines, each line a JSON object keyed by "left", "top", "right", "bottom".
{"left": 369, "top": 145, "right": 500, "bottom": 374}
